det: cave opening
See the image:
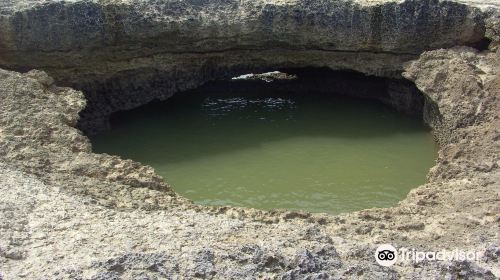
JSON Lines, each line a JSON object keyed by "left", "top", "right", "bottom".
{"left": 88, "top": 68, "right": 437, "bottom": 214}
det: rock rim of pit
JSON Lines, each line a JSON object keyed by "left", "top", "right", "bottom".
{"left": 0, "top": 0, "right": 499, "bottom": 278}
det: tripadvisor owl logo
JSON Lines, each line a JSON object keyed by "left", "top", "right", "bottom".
{"left": 375, "top": 244, "right": 398, "bottom": 267}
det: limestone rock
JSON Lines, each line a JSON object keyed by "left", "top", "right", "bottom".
{"left": 0, "top": 0, "right": 499, "bottom": 278}
{"left": 0, "top": 45, "right": 498, "bottom": 280}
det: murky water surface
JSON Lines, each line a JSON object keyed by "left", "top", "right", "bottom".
{"left": 92, "top": 90, "right": 436, "bottom": 214}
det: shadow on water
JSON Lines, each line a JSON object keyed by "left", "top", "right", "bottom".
{"left": 91, "top": 89, "right": 430, "bottom": 166}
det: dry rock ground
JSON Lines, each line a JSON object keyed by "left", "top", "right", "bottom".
{"left": 0, "top": 0, "right": 499, "bottom": 279}
{"left": 0, "top": 46, "right": 499, "bottom": 280}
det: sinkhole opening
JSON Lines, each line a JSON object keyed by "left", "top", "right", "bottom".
{"left": 89, "top": 68, "right": 438, "bottom": 214}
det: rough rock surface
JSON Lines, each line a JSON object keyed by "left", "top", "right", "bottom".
{"left": 0, "top": 0, "right": 499, "bottom": 279}
{"left": 0, "top": 47, "right": 499, "bottom": 280}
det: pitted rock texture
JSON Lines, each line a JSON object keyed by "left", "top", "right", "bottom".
{"left": 0, "top": 0, "right": 499, "bottom": 278}
{"left": 0, "top": 0, "right": 487, "bottom": 54}
{"left": 0, "top": 0, "right": 497, "bottom": 133}
{"left": 0, "top": 48, "right": 499, "bottom": 279}
{"left": 0, "top": 69, "right": 184, "bottom": 210}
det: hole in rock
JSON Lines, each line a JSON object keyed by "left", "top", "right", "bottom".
{"left": 467, "top": 37, "right": 492, "bottom": 51}
{"left": 89, "top": 69, "right": 437, "bottom": 214}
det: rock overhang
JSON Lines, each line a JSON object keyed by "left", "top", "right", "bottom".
{"left": 1, "top": 0, "right": 497, "bottom": 135}
{"left": 0, "top": 0, "right": 489, "bottom": 58}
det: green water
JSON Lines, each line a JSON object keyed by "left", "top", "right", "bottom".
{"left": 91, "top": 90, "right": 437, "bottom": 214}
